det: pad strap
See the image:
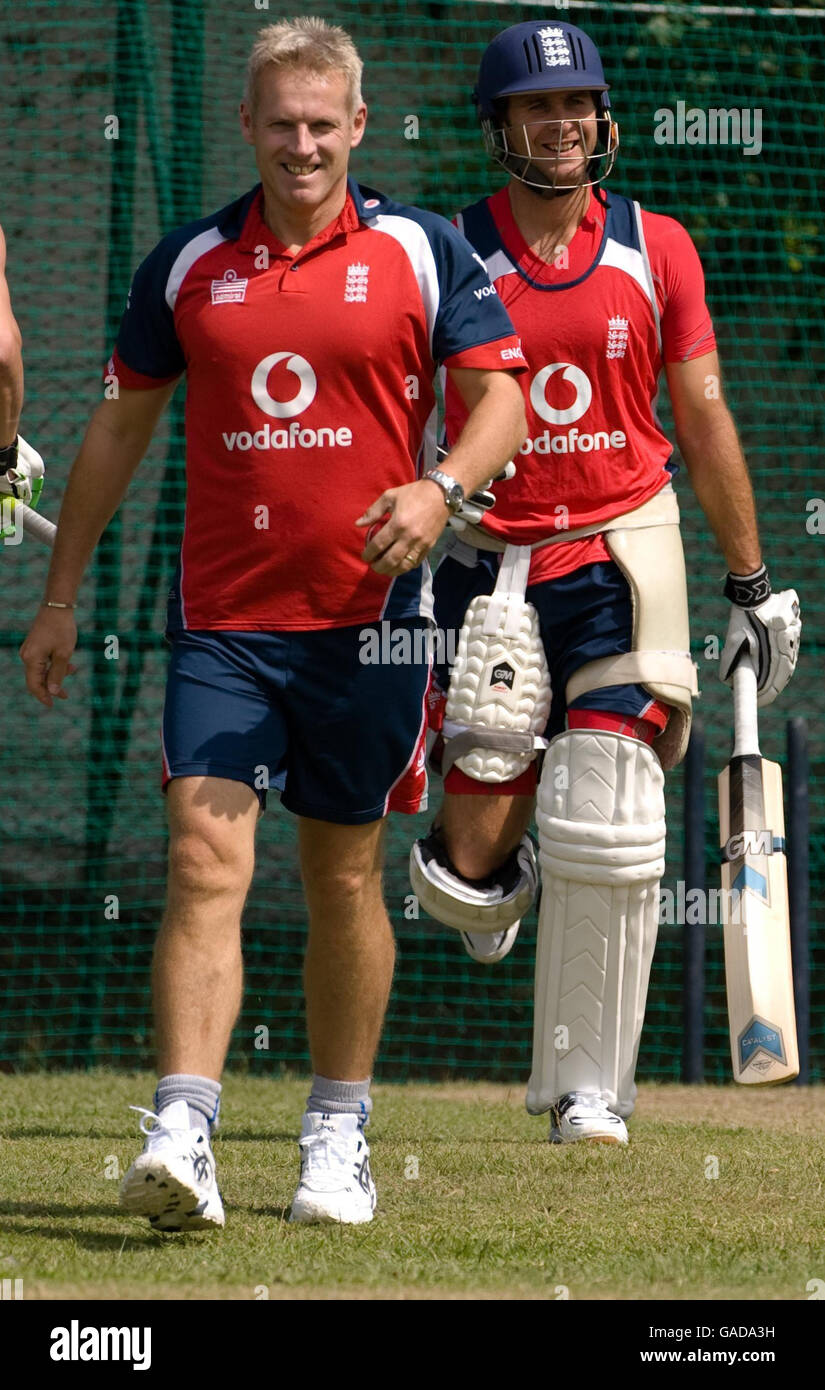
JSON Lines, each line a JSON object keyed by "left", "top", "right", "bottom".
{"left": 483, "top": 544, "right": 532, "bottom": 637}
{"left": 566, "top": 651, "right": 699, "bottom": 704}
{"left": 441, "top": 724, "right": 548, "bottom": 777}
{"left": 458, "top": 484, "right": 680, "bottom": 554}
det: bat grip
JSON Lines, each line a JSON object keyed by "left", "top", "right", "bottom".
{"left": 17, "top": 502, "right": 57, "bottom": 548}
{"left": 732, "top": 657, "right": 760, "bottom": 757}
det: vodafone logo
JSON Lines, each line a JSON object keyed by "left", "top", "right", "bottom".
{"left": 222, "top": 350, "right": 352, "bottom": 452}
{"left": 521, "top": 361, "right": 626, "bottom": 457}
{"left": 530, "top": 363, "right": 592, "bottom": 426}
{"left": 251, "top": 351, "right": 317, "bottom": 419}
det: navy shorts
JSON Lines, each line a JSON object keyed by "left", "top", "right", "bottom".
{"left": 161, "top": 620, "right": 431, "bottom": 824}
{"left": 433, "top": 551, "right": 661, "bottom": 740}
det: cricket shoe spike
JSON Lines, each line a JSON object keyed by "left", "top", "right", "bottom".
{"left": 549, "top": 1092, "right": 629, "bottom": 1146}
{"left": 460, "top": 920, "right": 521, "bottom": 964}
{"left": 290, "top": 1111, "right": 376, "bottom": 1225}
{"left": 119, "top": 1100, "right": 225, "bottom": 1231}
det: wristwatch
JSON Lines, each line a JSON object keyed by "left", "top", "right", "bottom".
{"left": 424, "top": 467, "right": 464, "bottom": 514}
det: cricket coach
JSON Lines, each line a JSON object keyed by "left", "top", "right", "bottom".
{"left": 20, "top": 18, "right": 527, "bottom": 1227}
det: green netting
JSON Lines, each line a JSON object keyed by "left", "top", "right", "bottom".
{"left": 1, "top": 0, "right": 823, "bottom": 1079}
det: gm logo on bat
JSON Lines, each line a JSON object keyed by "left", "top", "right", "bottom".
{"left": 723, "top": 829, "right": 777, "bottom": 859}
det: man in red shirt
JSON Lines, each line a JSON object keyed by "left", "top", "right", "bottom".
{"left": 411, "top": 19, "right": 800, "bottom": 1144}
{"left": 20, "top": 18, "right": 526, "bottom": 1226}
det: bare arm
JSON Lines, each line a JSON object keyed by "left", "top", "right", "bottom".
{"left": 666, "top": 350, "right": 762, "bottom": 575}
{"left": 431, "top": 366, "right": 526, "bottom": 497}
{"left": 0, "top": 226, "right": 24, "bottom": 448}
{"left": 357, "top": 367, "right": 526, "bottom": 575}
{"left": 20, "top": 380, "right": 179, "bottom": 706}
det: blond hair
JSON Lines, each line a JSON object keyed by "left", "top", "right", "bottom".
{"left": 244, "top": 17, "right": 363, "bottom": 116}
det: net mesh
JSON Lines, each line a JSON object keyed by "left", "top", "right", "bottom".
{"left": 1, "top": 0, "right": 823, "bottom": 1079}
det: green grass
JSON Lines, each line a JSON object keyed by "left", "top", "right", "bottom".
{"left": 1, "top": 1075, "right": 824, "bottom": 1300}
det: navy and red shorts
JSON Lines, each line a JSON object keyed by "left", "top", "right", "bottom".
{"left": 161, "top": 620, "right": 431, "bottom": 824}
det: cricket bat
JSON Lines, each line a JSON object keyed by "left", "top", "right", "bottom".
{"left": 718, "top": 656, "right": 799, "bottom": 1084}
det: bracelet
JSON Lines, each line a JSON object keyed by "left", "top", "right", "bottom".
{"left": 42, "top": 600, "right": 77, "bottom": 610}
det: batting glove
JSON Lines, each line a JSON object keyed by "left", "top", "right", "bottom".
{"left": 0, "top": 435, "right": 45, "bottom": 505}
{"left": 719, "top": 564, "right": 801, "bottom": 706}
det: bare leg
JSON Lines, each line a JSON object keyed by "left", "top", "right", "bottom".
{"left": 439, "top": 790, "right": 535, "bottom": 879}
{"left": 153, "top": 776, "right": 258, "bottom": 1081}
{"left": 299, "top": 817, "right": 393, "bottom": 1080}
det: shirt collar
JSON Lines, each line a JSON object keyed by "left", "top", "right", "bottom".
{"left": 236, "top": 183, "right": 361, "bottom": 257}
{"left": 494, "top": 185, "right": 604, "bottom": 267}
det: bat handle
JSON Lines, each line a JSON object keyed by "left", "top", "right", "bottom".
{"left": 732, "top": 657, "right": 760, "bottom": 757}
{"left": 16, "top": 501, "right": 57, "bottom": 548}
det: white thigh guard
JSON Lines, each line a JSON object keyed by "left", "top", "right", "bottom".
{"left": 527, "top": 730, "right": 666, "bottom": 1119}
{"left": 564, "top": 487, "right": 698, "bottom": 770}
{"left": 444, "top": 546, "right": 551, "bottom": 782}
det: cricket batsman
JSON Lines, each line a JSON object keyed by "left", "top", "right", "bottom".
{"left": 411, "top": 20, "right": 801, "bottom": 1143}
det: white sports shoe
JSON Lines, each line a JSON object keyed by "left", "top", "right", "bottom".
{"left": 119, "top": 1100, "right": 225, "bottom": 1231}
{"left": 549, "top": 1092, "right": 629, "bottom": 1146}
{"left": 290, "top": 1111, "right": 376, "bottom": 1225}
{"left": 460, "top": 920, "right": 521, "bottom": 964}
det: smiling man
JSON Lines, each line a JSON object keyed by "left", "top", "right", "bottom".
{"left": 411, "top": 19, "right": 800, "bottom": 1145}
{"left": 20, "top": 18, "right": 526, "bottom": 1228}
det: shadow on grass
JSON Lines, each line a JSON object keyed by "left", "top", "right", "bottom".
{"left": 0, "top": 1202, "right": 118, "bottom": 1219}
{"left": 218, "top": 1131, "right": 297, "bottom": 1143}
{"left": 230, "top": 1203, "right": 292, "bottom": 1221}
{"left": 0, "top": 1211, "right": 224, "bottom": 1251}
{"left": 3, "top": 1127, "right": 128, "bottom": 1140}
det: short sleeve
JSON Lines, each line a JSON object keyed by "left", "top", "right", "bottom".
{"left": 643, "top": 211, "right": 717, "bottom": 364}
{"left": 106, "top": 241, "right": 186, "bottom": 388}
{"left": 430, "top": 220, "right": 526, "bottom": 372}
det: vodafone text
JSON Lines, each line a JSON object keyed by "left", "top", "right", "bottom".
{"left": 519, "top": 427, "right": 626, "bottom": 456}
{"left": 222, "top": 423, "right": 352, "bottom": 451}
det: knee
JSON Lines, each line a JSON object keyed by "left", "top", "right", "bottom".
{"left": 304, "top": 861, "right": 377, "bottom": 909}
{"left": 168, "top": 827, "right": 254, "bottom": 901}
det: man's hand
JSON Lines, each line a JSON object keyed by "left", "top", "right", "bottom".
{"left": 20, "top": 608, "right": 78, "bottom": 707}
{"left": 356, "top": 478, "right": 450, "bottom": 575}
{"left": 0, "top": 435, "right": 45, "bottom": 504}
{"left": 720, "top": 583, "right": 801, "bottom": 707}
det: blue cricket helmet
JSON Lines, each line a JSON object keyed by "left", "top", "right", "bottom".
{"left": 474, "top": 20, "right": 611, "bottom": 116}
{"left": 473, "top": 20, "right": 618, "bottom": 194}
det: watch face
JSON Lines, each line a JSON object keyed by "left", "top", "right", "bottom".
{"left": 447, "top": 484, "right": 463, "bottom": 511}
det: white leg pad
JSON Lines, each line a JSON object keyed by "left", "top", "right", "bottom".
{"left": 527, "top": 731, "right": 666, "bottom": 1119}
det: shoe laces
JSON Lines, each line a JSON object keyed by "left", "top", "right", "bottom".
{"left": 299, "top": 1122, "right": 358, "bottom": 1174}
{"left": 560, "top": 1092, "right": 610, "bottom": 1117}
{"left": 130, "top": 1104, "right": 203, "bottom": 1148}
